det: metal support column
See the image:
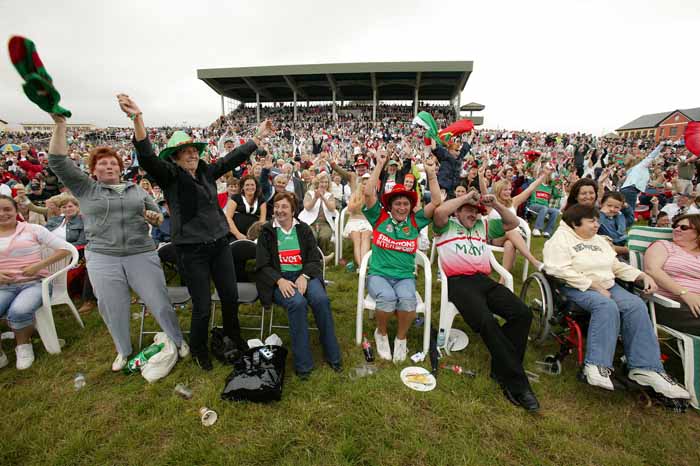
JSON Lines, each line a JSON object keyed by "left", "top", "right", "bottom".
{"left": 256, "top": 92, "right": 260, "bottom": 123}
{"left": 414, "top": 87, "right": 419, "bottom": 117}
{"left": 454, "top": 93, "right": 461, "bottom": 119}
{"left": 220, "top": 95, "right": 225, "bottom": 117}
{"left": 332, "top": 90, "right": 337, "bottom": 121}
{"left": 293, "top": 91, "right": 297, "bottom": 122}
{"left": 372, "top": 89, "right": 377, "bottom": 121}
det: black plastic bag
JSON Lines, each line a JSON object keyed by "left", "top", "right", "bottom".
{"left": 210, "top": 327, "right": 242, "bottom": 365}
{"left": 221, "top": 345, "right": 288, "bottom": 403}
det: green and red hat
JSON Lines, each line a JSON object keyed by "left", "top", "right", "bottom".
{"left": 158, "top": 131, "right": 208, "bottom": 160}
{"left": 8, "top": 36, "right": 71, "bottom": 117}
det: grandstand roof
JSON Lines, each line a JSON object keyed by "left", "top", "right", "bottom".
{"left": 197, "top": 61, "right": 473, "bottom": 103}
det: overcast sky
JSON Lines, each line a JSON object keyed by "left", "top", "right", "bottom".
{"left": 1, "top": 0, "right": 698, "bottom": 135}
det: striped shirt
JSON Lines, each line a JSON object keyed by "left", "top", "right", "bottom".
{"left": 654, "top": 240, "right": 700, "bottom": 299}
{"left": 0, "top": 222, "right": 72, "bottom": 283}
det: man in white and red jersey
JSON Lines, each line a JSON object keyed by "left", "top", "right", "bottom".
{"left": 433, "top": 190, "right": 540, "bottom": 412}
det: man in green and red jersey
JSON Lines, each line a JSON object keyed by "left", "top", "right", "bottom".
{"left": 362, "top": 149, "right": 441, "bottom": 363}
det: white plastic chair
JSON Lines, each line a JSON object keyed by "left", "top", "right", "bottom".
{"left": 34, "top": 243, "right": 81, "bottom": 354}
{"left": 336, "top": 206, "right": 349, "bottom": 266}
{"left": 430, "top": 218, "right": 532, "bottom": 282}
{"left": 435, "top": 247, "right": 512, "bottom": 354}
{"left": 355, "top": 250, "right": 432, "bottom": 355}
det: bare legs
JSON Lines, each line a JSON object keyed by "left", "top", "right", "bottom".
{"left": 349, "top": 230, "right": 372, "bottom": 267}
{"left": 375, "top": 310, "right": 416, "bottom": 340}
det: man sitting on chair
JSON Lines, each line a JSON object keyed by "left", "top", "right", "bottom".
{"left": 433, "top": 190, "right": 540, "bottom": 412}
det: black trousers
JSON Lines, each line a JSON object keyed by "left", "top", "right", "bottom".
{"left": 176, "top": 236, "right": 240, "bottom": 356}
{"left": 447, "top": 274, "right": 532, "bottom": 393}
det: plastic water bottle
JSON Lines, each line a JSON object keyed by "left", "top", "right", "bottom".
{"left": 361, "top": 334, "right": 374, "bottom": 362}
{"left": 436, "top": 328, "right": 446, "bottom": 348}
{"left": 74, "top": 373, "right": 86, "bottom": 390}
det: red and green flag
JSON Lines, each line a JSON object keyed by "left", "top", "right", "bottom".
{"left": 8, "top": 35, "right": 71, "bottom": 117}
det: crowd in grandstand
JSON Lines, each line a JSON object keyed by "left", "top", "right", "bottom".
{"left": 1, "top": 100, "right": 699, "bottom": 412}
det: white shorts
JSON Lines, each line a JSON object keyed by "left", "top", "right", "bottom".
{"left": 343, "top": 217, "right": 372, "bottom": 238}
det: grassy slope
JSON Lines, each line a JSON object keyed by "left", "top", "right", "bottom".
{"left": 1, "top": 237, "right": 699, "bottom": 466}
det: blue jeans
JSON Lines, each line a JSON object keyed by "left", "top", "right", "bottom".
{"left": 620, "top": 186, "right": 640, "bottom": 213}
{"left": 367, "top": 275, "right": 417, "bottom": 312}
{"left": 0, "top": 281, "right": 43, "bottom": 330}
{"left": 273, "top": 271, "right": 341, "bottom": 374}
{"left": 530, "top": 204, "right": 559, "bottom": 234}
{"left": 561, "top": 284, "right": 662, "bottom": 371}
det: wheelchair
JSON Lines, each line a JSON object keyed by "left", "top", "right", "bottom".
{"left": 520, "top": 271, "right": 690, "bottom": 412}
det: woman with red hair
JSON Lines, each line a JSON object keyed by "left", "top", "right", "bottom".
{"left": 48, "top": 114, "right": 187, "bottom": 372}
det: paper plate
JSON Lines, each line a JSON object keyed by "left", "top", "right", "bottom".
{"left": 447, "top": 329, "right": 469, "bottom": 352}
{"left": 400, "top": 366, "right": 436, "bottom": 392}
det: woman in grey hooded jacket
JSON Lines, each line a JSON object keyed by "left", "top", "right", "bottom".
{"left": 48, "top": 113, "right": 187, "bottom": 372}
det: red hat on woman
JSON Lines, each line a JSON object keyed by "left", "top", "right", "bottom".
{"left": 381, "top": 184, "right": 418, "bottom": 210}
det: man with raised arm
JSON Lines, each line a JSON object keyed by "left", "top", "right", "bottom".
{"left": 433, "top": 190, "right": 540, "bottom": 412}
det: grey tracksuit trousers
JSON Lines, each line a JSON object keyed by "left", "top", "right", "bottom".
{"left": 86, "top": 249, "right": 184, "bottom": 356}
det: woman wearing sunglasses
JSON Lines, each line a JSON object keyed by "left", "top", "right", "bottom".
{"left": 644, "top": 214, "right": 700, "bottom": 335}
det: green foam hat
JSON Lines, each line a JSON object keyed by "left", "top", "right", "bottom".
{"left": 158, "top": 131, "right": 207, "bottom": 160}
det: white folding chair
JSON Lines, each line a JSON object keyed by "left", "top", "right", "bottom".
{"left": 355, "top": 250, "right": 432, "bottom": 355}
{"left": 336, "top": 206, "right": 349, "bottom": 266}
{"left": 627, "top": 226, "right": 698, "bottom": 409}
{"left": 34, "top": 243, "right": 81, "bottom": 355}
{"left": 435, "top": 248, "right": 512, "bottom": 354}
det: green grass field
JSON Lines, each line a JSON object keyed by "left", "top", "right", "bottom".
{"left": 1, "top": 237, "right": 699, "bottom": 466}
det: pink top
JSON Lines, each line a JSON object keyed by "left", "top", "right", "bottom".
{"left": 655, "top": 240, "right": 700, "bottom": 299}
{"left": 0, "top": 222, "right": 72, "bottom": 283}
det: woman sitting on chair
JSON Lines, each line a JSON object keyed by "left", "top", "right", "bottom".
{"left": 255, "top": 192, "right": 341, "bottom": 379}
{"left": 481, "top": 165, "right": 552, "bottom": 273}
{"left": 543, "top": 204, "right": 689, "bottom": 400}
{"left": 362, "top": 150, "right": 440, "bottom": 363}
{"left": 226, "top": 175, "right": 266, "bottom": 240}
{"left": 0, "top": 195, "right": 72, "bottom": 370}
{"left": 299, "top": 172, "right": 338, "bottom": 258}
{"left": 644, "top": 214, "right": 700, "bottom": 335}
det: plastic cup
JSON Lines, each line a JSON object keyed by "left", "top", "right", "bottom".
{"left": 199, "top": 407, "right": 218, "bottom": 427}
{"left": 174, "top": 383, "right": 193, "bottom": 400}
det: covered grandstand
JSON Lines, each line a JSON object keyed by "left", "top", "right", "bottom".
{"left": 197, "top": 61, "right": 473, "bottom": 122}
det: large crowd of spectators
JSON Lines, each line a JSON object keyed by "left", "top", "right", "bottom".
{"left": 1, "top": 101, "right": 698, "bottom": 411}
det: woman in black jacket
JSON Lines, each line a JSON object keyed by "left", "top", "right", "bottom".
{"left": 256, "top": 192, "right": 341, "bottom": 379}
{"left": 118, "top": 94, "right": 274, "bottom": 371}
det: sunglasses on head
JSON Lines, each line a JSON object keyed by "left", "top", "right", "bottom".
{"left": 673, "top": 224, "right": 694, "bottom": 231}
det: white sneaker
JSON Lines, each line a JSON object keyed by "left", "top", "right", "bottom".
{"left": 628, "top": 369, "right": 690, "bottom": 399}
{"left": 583, "top": 363, "right": 614, "bottom": 391}
{"left": 15, "top": 344, "right": 35, "bottom": 370}
{"left": 178, "top": 341, "right": 190, "bottom": 359}
{"left": 0, "top": 350, "right": 8, "bottom": 369}
{"left": 532, "top": 229, "right": 542, "bottom": 237}
{"left": 543, "top": 232, "right": 551, "bottom": 238}
{"left": 392, "top": 338, "right": 408, "bottom": 364}
{"left": 374, "top": 329, "right": 392, "bottom": 360}
{"left": 112, "top": 353, "right": 128, "bottom": 372}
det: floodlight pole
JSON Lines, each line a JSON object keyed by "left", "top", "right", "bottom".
{"left": 256, "top": 92, "right": 261, "bottom": 123}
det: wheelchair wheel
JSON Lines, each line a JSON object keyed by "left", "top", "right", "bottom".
{"left": 520, "top": 272, "right": 553, "bottom": 345}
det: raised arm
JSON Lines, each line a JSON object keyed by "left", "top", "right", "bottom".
{"left": 484, "top": 194, "right": 518, "bottom": 231}
{"left": 364, "top": 151, "right": 386, "bottom": 209}
{"left": 433, "top": 190, "right": 479, "bottom": 229}
{"left": 209, "top": 120, "right": 274, "bottom": 179}
{"left": 47, "top": 114, "right": 92, "bottom": 196}
{"left": 512, "top": 166, "right": 553, "bottom": 207}
{"left": 420, "top": 157, "right": 441, "bottom": 218}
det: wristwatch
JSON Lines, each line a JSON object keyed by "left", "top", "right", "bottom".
{"left": 678, "top": 289, "right": 688, "bottom": 297}
{"left": 302, "top": 274, "right": 310, "bottom": 280}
